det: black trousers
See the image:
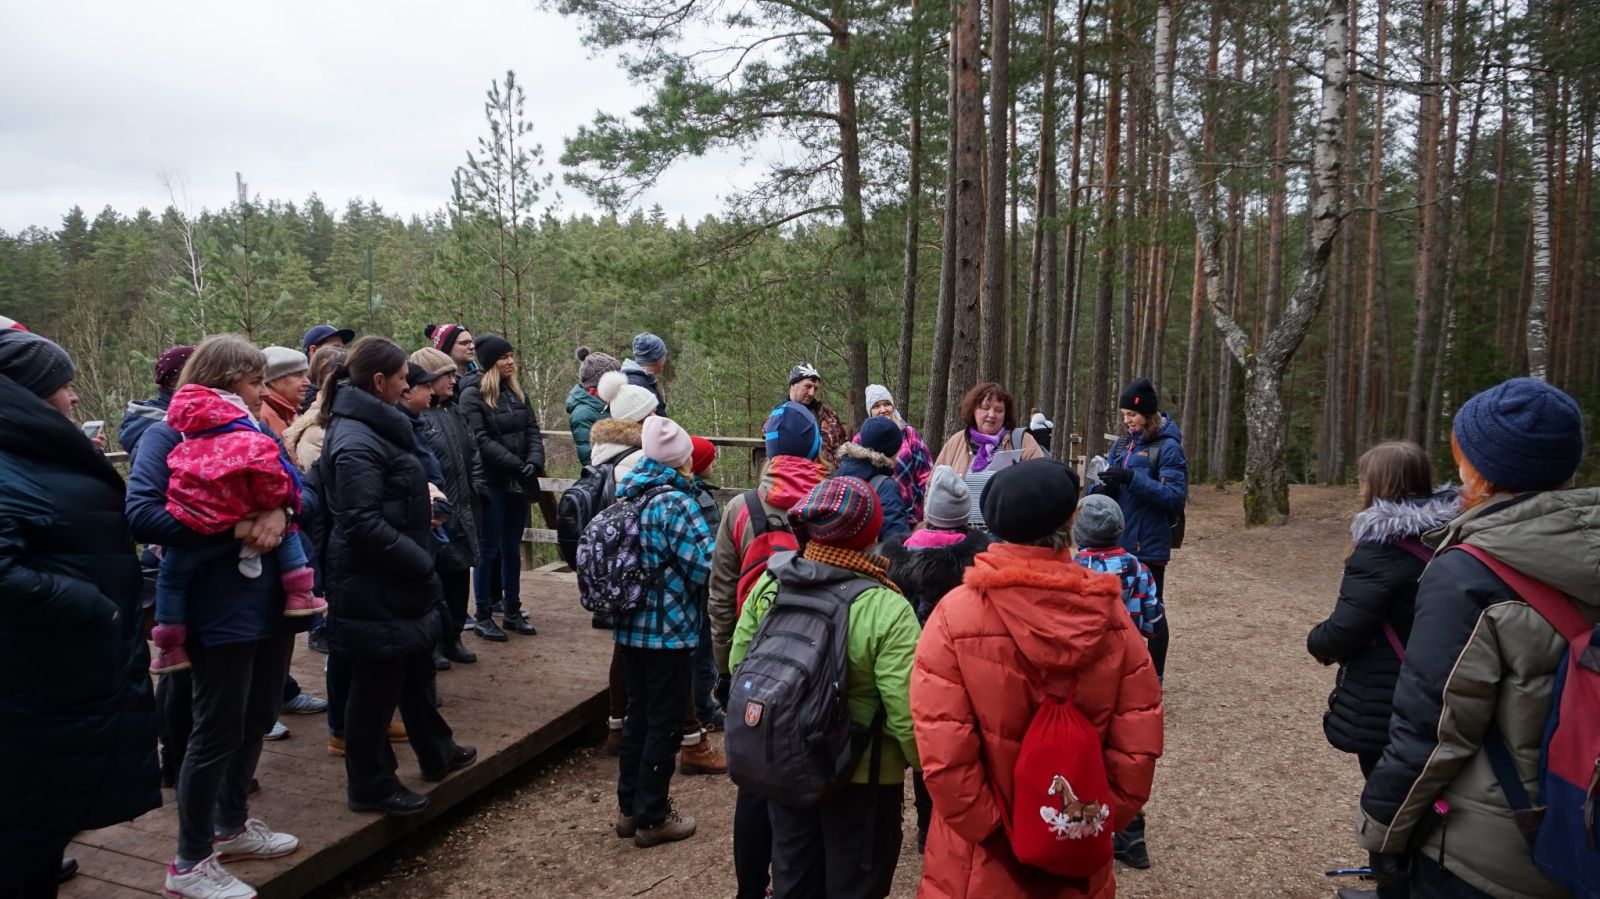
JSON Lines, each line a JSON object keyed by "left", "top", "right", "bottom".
{"left": 177, "top": 635, "right": 295, "bottom": 862}
{"left": 344, "top": 651, "right": 455, "bottom": 802}
{"left": 2, "top": 832, "right": 68, "bottom": 899}
{"left": 1412, "top": 855, "right": 1494, "bottom": 898}
{"left": 912, "top": 770, "right": 932, "bottom": 841}
{"left": 1147, "top": 562, "right": 1169, "bottom": 680}
{"left": 734, "top": 788, "right": 774, "bottom": 899}
{"left": 157, "top": 669, "right": 194, "bottom": 785}
{"left": 769, "top": 783, "right": 904, "bottom": 899}
{"left": 616, "top": 645, "right": 691, "bottom": 828}
{"left": 440, "top": 566, "right": 470, "bottom": 633}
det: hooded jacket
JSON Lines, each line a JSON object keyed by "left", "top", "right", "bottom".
{"left": 163, "top": 384, "right": 300, "bottom": 535}
{"left": 1, "top": 375, "right": 160, "bottom": 862}
{"left": 564, "top": 384, "right": 609, "bottom": 467}
{"left": 732, "top": 551, "right": 922, "bottom": 784}
{"left": 1357, "top": 488, "right": 1600, "bottom": 898}
{"left": 707, "top": 454, "right": 826, "bottom": 673}
{"left": 1307, "top": 490, "right": 1459, "bottom": 755}
{"left": 118, "top": 392, "right": 171, "bottom": 461}
{"left": 881, "top": 529, "right": 993, "bottom": 624}
{"left": 321, "top": 385, "right": 440, "bottom": 661}
{"left": 609, "top": 456, "right": 715, "bottom": 651}
{"left": 1094, "top": 415, "right": 1188, "bottom": 562}
{"left": 836, "top": 441, "right": 912, "bottom": 542}
{"left": 590, "top": 417, "right": 646, "bottom": 483}
{"left": 459, "top": 379, "right": 545, "bottom": 491}
{"left": 913, "top": 543, "right": 1164, "bottom": 899}
{"left": 419, "top": 404, "right": 485, "bottom": 573}
{"left": 621, "top": 359, "right": 667, "bottom": 417}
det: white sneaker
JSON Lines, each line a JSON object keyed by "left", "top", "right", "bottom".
{"left": 264, "top": 720, "right": 289, "bottom": 740}
{"left": 164, "top": 855, "right": 257, "bottom": 899}
{"left": 214, "top": 817, "right": 299, "bottom": 861}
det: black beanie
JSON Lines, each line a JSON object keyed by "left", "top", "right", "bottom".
{"left": 0, "top": 330, "right": 75, "bottom": 398}
{"left": 980, "top": 459, "right": 1081, "bottom": 543}
{"left": 1119, "top": 378, "right": 1159, "bottom": 415}
{"left": 475, "top": 335, "right": 514, "bottom": 370}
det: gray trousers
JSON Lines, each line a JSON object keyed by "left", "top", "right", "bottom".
{"left": 176, "top": 635, "right": 295, "bottom": 862}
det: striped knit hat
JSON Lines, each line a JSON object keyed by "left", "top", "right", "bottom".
{"left": 788, "top": 476, "right": 883, "bottom": 551}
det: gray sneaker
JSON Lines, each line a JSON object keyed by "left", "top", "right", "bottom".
{"left": 282, "top": 693, "right": 328, "bottom": 715}
{"left": 264, "top": 720, "right": 289, "bottom": 741}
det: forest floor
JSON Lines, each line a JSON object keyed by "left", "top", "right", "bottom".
{"left": 322, "top": 484, "right": 1371, "bottom": 899}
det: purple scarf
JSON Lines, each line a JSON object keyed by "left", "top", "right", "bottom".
{"left": 968, "top": 427, "right": 1003, "bottom": 473}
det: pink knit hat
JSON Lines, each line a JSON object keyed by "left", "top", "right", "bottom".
{"left": 643, "top": 417, "right": 693, "bottom": 469}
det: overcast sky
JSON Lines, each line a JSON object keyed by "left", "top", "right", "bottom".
{"left": 0, "top": 0, "right": 756, "bottom": 233}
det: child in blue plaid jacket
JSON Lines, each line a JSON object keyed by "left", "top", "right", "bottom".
{"left": 1071, "top": 494, "right": 1165, "bottom": 637}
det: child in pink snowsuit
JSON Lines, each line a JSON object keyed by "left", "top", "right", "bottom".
{"left": 149, "top": 383, "right": 324, "bottom": 673}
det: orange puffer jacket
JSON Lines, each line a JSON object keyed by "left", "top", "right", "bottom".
{"left": 912, "top": 542, "right": 1164, "bottom": 899}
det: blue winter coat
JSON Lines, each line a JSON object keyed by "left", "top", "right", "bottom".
{"left": 126, "top": 421, "right": 310, "bottom": 647}
{"left": 1096, "top": 415, "right": 1188, "bottom": 563}
{"left": 1, "top": 375, "right": 160, "bottom": 860}
{"left": 835, "top": 442, "right": 912, "bottom": 542}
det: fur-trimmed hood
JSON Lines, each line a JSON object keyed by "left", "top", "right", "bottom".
{"left": 836, "top": 440, "right": 895, "bottom": 472}
{"left": 1350, "top": 488, "right": 1460, "bottom": 546}
{"left": 590, "top": 416, "right": 643, "bottom": 466}
{"left": 961, "top": 542, "right": 1127, "bottom": 673}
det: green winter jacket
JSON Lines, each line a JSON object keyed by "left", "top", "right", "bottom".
{"left": 1357, "top": 487, "right": 1600, "bottom": 898}
{"left": 564, "top": 383, "right": 609, "bottom": 468}
{"left": 731, "top": 552, "right": 922, "bottom": 784}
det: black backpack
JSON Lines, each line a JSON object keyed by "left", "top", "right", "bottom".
{"left": 556, "top": 447, "right": 640, "bottom": 568}
{"left": 725, "top": 566, "right": 884, "bottom": 807}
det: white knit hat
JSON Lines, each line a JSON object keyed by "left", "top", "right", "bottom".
{"left": 598, "top": 370, "right": 658, "bottom": 423}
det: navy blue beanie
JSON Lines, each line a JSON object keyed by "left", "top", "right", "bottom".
{"left": 858, "top": 415, "right": 904, "bottom": 459}
{"left": 1452, "top": 377, "right": 1585, "bottom": 490}
{"left": 764, "top": 401, "right": 821, "bottom": 460}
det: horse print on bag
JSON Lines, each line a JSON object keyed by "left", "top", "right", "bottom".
{"left": 1040, "top": 774, "right": 1109, "bottom": 839}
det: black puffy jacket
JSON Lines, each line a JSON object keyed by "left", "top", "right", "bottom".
{"left": 1307, "top": 491, "right": 1458, "bottom": 755}
{"left": 0, "top": 375, "right": 160, "bottom": 860}
{"left": 420, "top": 404, "right": 485, "bottom": 573}
{"left": 322, "top": 385, "right": 440, "bottom": 660}
{"left": 881, "top": 529, "right": 993, "bottom": 624}
{"left": 459, "top": 380, "right": 544, "bottom": 491}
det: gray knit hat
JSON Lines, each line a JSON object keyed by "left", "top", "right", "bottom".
{"left": 923, "top": 466, "right": 971, "bottom": 530}
{"left": 576, "top": 346, "right": 622, "bottom": 388}
{"left": 263, "top": 345, "right": 309, "bottom": 383}
{"left": 1072, "top": 494, "right": 1124, "bottom": 548}
{"left": 0, "top": 329, "right": 75, "bottom": 398}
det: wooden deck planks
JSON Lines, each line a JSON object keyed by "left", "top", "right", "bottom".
{"left": 62, "top": 573, "right": 606, "bottom": 899}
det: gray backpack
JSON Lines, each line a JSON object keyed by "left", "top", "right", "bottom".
{"left": 725, "top": 567, "right": 884, "bottom": 807}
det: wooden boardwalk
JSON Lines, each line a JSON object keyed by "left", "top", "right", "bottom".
{"left": 63, "top": 572, "right": 607, "bottom": 899}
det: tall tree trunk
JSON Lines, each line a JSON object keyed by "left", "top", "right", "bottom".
{"left": 1086, "top": 0, "right": 1122, "bottom": 460}
{"left": 1354, "top": 0, "right": 1388, "bottom": 453}
{"left": 1265, "top": 5, "right": 1291, "bottom": 338}
{"left": 1526, "top": 0, "right": 1552, "bottom": 380}
{"left": 949, "top": 0, "right": 986, "bottom": 413}
{"left": 1157, "top": 0, "right": 1348, "bottom": 525}
{"left": 832, "top": 6, "right": 871, "bottom": 425}
{"left": 1117, "top": 63, "right": 1139, "bottom": 391}
{"left": 1009, "top": 99, "right": 1022, "bottom": 391}
{"left": 897, "top": 0, "right": 926, "bottom": 410}
{"left": 925, "top": 28, "right": 961, "bottom": 437}
{"left": 1404, "top": 0, "right": 1443, "bottom": 439}
{"left": 1179, "top": 2, "right": 1221, "bottom": 468}
{"left": 1053, "top": 0, "right": 1089, "bottom": 443}
{"left": 979, "top": 0, "right": 1010, "bottom": 382}
{"left": 1026, "top": 0, "right": 1058, "bottom": 413}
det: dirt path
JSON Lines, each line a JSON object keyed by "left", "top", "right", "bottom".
{"left": 326, "top": 485, "right": 1369, "bottom": 899}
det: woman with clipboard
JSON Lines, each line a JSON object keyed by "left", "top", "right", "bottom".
{"left": 933, "top": 382, "right": 1046, "bottom": 527}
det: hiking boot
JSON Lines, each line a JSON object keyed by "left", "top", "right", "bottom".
{"left": 633, "top": 808, "right": 696, "bottom": 848}
{"left": 151, "top": 623, "right": 191, "bottom": 675}
{"left": 615, "top": 811, "right": 636, "bottom": 838}
{"left": 700, "top": 711, "right": 726, "bottom": 733}
{"left": 214, "top": 818, "right": 299, "bottom": 861}
{"left": 282, "top": 692, "right": 328, "bottom": 715}
{"left": 1113, "top": 828, "right": 1150, "bottom": 869}
{"left": 348, "top": 787, "right": 428, "bottom": 816}
{"left": 440, "top": 636, "right": 477, "bottom": 664}
{"left": 327, "top": 735, "right": 345, "bottom": 757}
{"left": 280, "top": 568, "right": 323, "bottom": 617}
{"left": 502, "top": 610, "right": 537, "bottom": 636}
{"left": 164, "top": 855, "right": 257, "bottom": 899}
{"left": 678, "top": 732, "right": 728, "bottom": 775}
{"left": 388, "top": 719, "right": 408, "bottom": 742}
{"left": 264, "top": 720, "right": 289, "bottom": 741}
{"left": 421, "top": 745, "right": 477, "bottom": 782}
{"left": 474, "top": 616, "right": 508, "bottom": 642}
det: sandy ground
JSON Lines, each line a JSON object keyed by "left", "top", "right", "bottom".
{"left": 323, "top": 484, "right": 1371, "bottom": 899}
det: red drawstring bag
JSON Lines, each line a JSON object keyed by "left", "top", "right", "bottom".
{"left": 1005, "top": 687, "right": 1115, "bottom": 878}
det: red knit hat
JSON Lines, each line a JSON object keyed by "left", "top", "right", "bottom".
{"left": 788, "top": 477, "right": 883, "bottom": 551}
{"left": 690, "top": 437, "right": 718, "bottom": 475}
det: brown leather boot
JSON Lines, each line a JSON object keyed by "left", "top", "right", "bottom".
{"left": 677, "top": 730, "right": 727, "bottom": 775}
{"left": 634, "top": 808, "right": 696, "bottom": 848}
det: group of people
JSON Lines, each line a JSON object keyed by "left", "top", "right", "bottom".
{"left": 2, "top": 302, "right": 1591, "bottom": 899}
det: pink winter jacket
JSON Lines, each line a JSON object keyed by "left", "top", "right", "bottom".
{"left": 163, "top": 384, "right": 299, "bottom": 535}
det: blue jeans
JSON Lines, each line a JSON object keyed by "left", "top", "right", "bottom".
{"left": 474, "top": 486, "right": 528, "bottom": 617}
{"left": 155, "top": 531, "right": 310, "bottom": 625}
